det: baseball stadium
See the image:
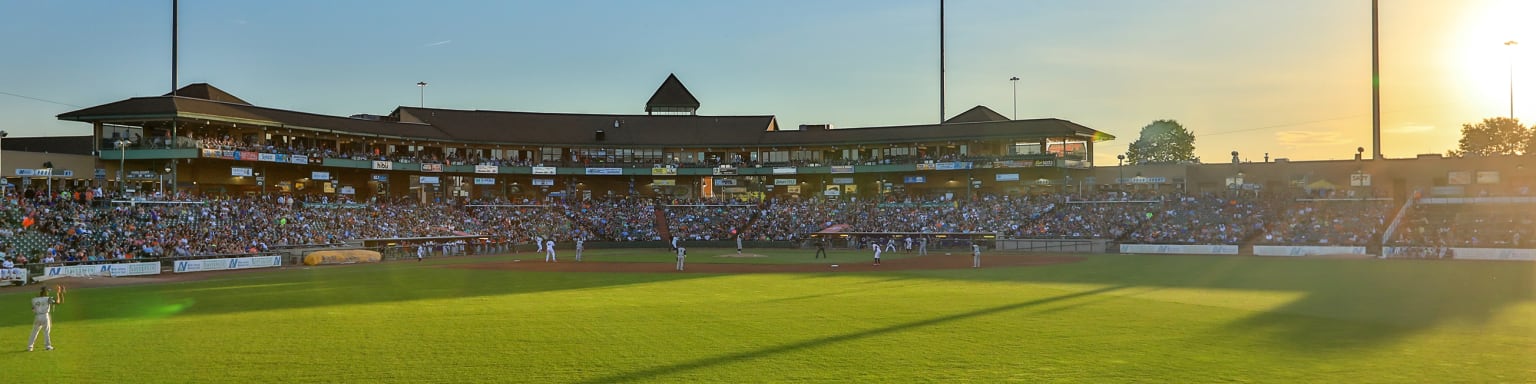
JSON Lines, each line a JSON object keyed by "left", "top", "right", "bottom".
{"left": 0, "top": 73, "right": 1531, "bottom": 383}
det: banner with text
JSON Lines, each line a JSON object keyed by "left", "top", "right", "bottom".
{"left": 173, "top": 256, "right": 282, "bottom": 273}
{"left": 43, "top": 262, "right": 161, "bottom": 279}
{"left": 1119, "top": 244, "right": 1238, "bottom": 255}
{"left": 372, "top": 161, "right": 393, "bottom": 170}
{"left": 474, "top": 165, "right": 499, "bottom": 174}
{"left": 532, "top": 166, "right": 556, "bottom": 175}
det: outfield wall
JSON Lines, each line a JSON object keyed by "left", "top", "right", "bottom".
{"left": 1119, "top": 244, "right": 1239, "bottom": 255}
{"left": 174, "top": 255, "right": 282, "bottom": 273}
{"left": 1384, "top": 247, "right": 1536, "bottom": 261}
{"left": 1253, "top": 246, "right": 1369, "bottom": 257}
{"left": 40, "top": 262, "right": 161, "bottom": 280}
{"left": 995, "top": 239, "right": 1109, "bottom": 253}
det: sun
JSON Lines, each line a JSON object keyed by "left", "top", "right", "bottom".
{"left": 1448, "top": 0, "right": 1536, "bottom": 119}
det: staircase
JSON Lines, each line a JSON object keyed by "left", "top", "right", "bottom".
{"left": 654, "top": 202, "right": 672, "bottom": 241}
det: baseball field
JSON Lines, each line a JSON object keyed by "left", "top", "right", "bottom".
{"left": 4, "top": 249, "right": 1534, "bottom": 383}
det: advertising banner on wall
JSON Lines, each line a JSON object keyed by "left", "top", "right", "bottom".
{"left": 903, "top": 176, "right": 926, "bottom": 184}
{"left": 531, "top": 178, "right": 554, "bottom": 186}
{"left": 231, "top": 167, "right": 254, "bottom": 177}
{"left": 419, "top": 176, "right": 440, "bottom": 184}
{"left": 833, "top": 177, "right": 855, "bottom": 185}
{"left": 772, "top": 167, "right": 798, "bottom": 175}
{"left": 532, "top": 166, "right": 556, "bottom": 175}
{"left": 830, "top": 165, "right": 855, "bottom": 174}
{"left": 290, "top": 155, "right": 309, "bottom": 164}
{"left": 774, "top": 178, "right": 797, "bottom": 186}
{"left": 474, "top": 165, "right": 499, "bottom": 174}
{"left": 311, "top": 171, "right": 331, "bottom": 180}
{"left": 653, "top": 179, "right": 676, "bottom": 186}
{"left": 257, "top": 153, "right": 277, "bottom": 162}
{"left": 651, "top": 167, "right": 677, "bottom": 176}
{"left": 372, "top": 161, "right": 392, "bottom": 170}
{"left": 473, "top": 177, "right": 496, "bottom": 185}
{"left": 585, "top": 168, "right": 623, "bottom": 175}
{"left": 370, "top": 174, "right": 389, "bottom": 182}
{"left": 421, "top": 163, "right": 444, "bottom": 173}
{"left": 995, "top": 173, "right": 1020, "bottom": 182}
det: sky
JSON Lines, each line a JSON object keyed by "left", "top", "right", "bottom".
{"left": 1, "top": 0, "right": 1533, "bottom": 167}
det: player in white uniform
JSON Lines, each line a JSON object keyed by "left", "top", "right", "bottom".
{"left": 670, "top": 236, "right": 680, "bottom": 251}
{"left": 736, "top": 234, "right": 744, "bottom": 255}
{"left": 534, "top": 235, "right": 545, "bottom": 254}
{"left": 28, "top": 285, "right": 63, "bottom": 351}
{"left": 675, "top": 246, "right": 687, "bottom": 271}
{"left": 884, "top": 238, "right": 897, "bottom": 253}
{"left": 904, "top": 237, "right": 913, "bottom": 253}
{"left": 544, "top": 239, "right": 556, "bottom": 262}
{"left": 872, "top": 242, "right": 882, "bottom": 266}
{"left": 416, "top": 242, "right": 426, "bottom": 262}
{"left": 918, "top": 236, "right": 929, "bottom": 256}
{"left": 972, "top": 242, "right": 982, "bottom": 268}
{"left": 574, "top": 237, "right": 584, "bottom": 262}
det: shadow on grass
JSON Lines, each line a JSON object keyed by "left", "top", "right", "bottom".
{"left": 576, "top": 284, "right": 1129, "bottom": 384}
{"left": 894, "top": 255, "right": 1536, "bottom": 349}
{"left": 26, "top": 259, "right": 714, "bottom": 325}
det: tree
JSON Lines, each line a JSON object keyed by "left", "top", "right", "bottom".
{"left": 1450, "top": 117, "right": 1527, "bottom": 157}
{"left": 1125, "top": 119, "right": 1199, "bottom": 165}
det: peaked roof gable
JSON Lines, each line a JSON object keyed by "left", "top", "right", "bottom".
{"left": 645, "top": 73, "right": 700, "bottom": 113}
{"left": 164, "top": 83, "right": 252, "bottom": 105}
{"left": 944, "top": 105, "right": 1009, "bottom": 124}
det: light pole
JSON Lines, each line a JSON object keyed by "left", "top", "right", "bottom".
{"left": 1009, "top": 76, "right": 1020, "bottom": 120}
{"left": 116, "top": 139, "right": 131, "bottom": 196}
{"left": 161, "top": 165, "right": 171, "bottom": 197}
{"left": 0, "top": 130, "right": 7, "bottom": 197}
{"left": 417, "top": 81, "right": 428, "bottom": 108}
{"left": 43, "top": 161, "right": 53, "bottom": 199}
{"left": 1507, "top": 40, "right": 1518, "bottom": 119}
{"left": 1117, "top": 154, "right": 1125, "bottom": 190}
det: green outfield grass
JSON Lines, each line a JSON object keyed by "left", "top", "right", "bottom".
{"left": 542, "top": 247, "right": 927, "bottom": 264}
{"left": 3, "top": 252, "right": 1534, "bottom": 383}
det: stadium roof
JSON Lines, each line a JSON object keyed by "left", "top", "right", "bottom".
{"left": 59, "top": 82, "right": 1114, "bottom": 146}
{"left": 644, "top": 73, "right": 700, "bottom": 114}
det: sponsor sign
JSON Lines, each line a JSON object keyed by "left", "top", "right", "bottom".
{"left": 722, "top": 187, "right": 747, "bottom": 193}
{"left": 290, "top": 154, "right": 309, "bottom": 164}
{"left": 772, "top": 167, "right": 798, "bottom": 175}
{"left": 372, "top": 161, "right": 393, "bottom": 170}
{"left": 43, "top": 262, "right": 160, "bottom": 279}
{"left": 934, "top": 161, "right": 973, "bottom": 170}
{"left": 1120, "top": 176, "right": 1168, "bottom": 184}
{"left": 532, "top": 166, "right": 557, "bottom": 175}
{"left": 713, "top": 166, "right": 738, "bottom": 176}
{"left": 258, "top": 153, "right": 278, "bottom": 162}
{"left": 714, "top": 178, "right": 738, "bottom": 186}
{"left": 370, "top": 174, "right": 389, "bottom": 182}
{"left": 531, "top": 178, "right": 554, "bottom": 186}
{"left": 274, "top": 154, "right": 288, "bottom": 163}
{"left": 995, "top": 173, "right": 1020, "bottom": 182}
{"left": 774, "top": 178, "right": 798, "bottom": 186}
{"left": 1119, "top": 244, "right": 1239, "bottom": 255}
{"left": 585, "top": 167, "right": 623, "bottom": 175}
{"left": 830, "top": 165, "right": 855, "bottom": 174}
{"left": 1253, "top": 246, "right": 1368, "bottom": 257}
{"left": 238, "top": 151, "right": 259, "bottom": 161}
{"left": 823, "top": 185, "right": 842, "bottom": 196}
{"left": 915, "top": 163, "right": 936, "bottom": 171}
{"left": 1476, "top": 171, "right": 1500, "bottom": 184}
{"left": 201, "top": 148, "right": 219, "bottom": 158}
{"left": 473, "top": 177, "right": 496, "bottom": 185}
{"left": 126, "top": 170, "right": 158, "bottom": 179}
{"left": 786, "top": 185, "right": 801, "bottom": 194}
{"left": 311, "top": 171, "right": 331, "bottom": 180}
{"left": 474, "top": 164, "right": 499, "bottom": 174}
{"left": 231, "top": 167, "right": 254, "bottom": 177}
{"left": 14, "top": 169, "right": 34, "bottom": 176}
{"left": 419, "top": 176, "right": 440, "bottom": 184}
{"left": 832, "top": 177, "right": 855, "bottom": 185}
{"left": 903, "top": 176, "right": 926, "bottom": 184}
{"left": 651, "top": 167, "right": 677, "bottom": 176}
{"left": 421, "top": 163, "right": 444, "bottom": 173}
{"left": 339, "top": 186, "right": 355, "bottom": 195}
{"left": 173, "top": 256, "right": 282, "bottom": 273}
{"left": 1448, "top": 171, "right": 1472, "bottom": 185}
{"left": 653, "top": 179, "right": 676, "bottom": 186}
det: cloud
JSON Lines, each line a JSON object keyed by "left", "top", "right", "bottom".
{"left": 1386, "top": 124, "right": 1434, "bottom": 134}
{"left": 423, "top": 40, "right": 452, "bottom": 47}
{"left": 1274, "top": 130, "right": 1351, "bottom": 148}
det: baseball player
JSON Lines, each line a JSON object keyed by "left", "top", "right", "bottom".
{"left": 814, "top": 237, "right": 828, "bottom": 259}
{"left": 918, "top": 236, "right": 929, "bottom": 256}
{"left": 534, "top": 235, "right": 545, "bottom": 254}
{"left": 574, "top": 237, "right": 584, "bottom": 262}
{"left": 736, "top": 234, "right": 744, "bottom": 255}
{"left": 904, "top": 237, "right": 913, "bottom": 253}
{"left": 884, "top": 238, "right": 897, "bottom": 253}
{"left": 675, "top": 246, "right": 687, "bottom": 271}
{"left": 544, "top": 239, "right": 556, "bottom": 262}
{"left": 416, "top": 242, "right": 426, "bottom": 262}
{"left": 28, "top": 285, "right": 64, "bottom": 352}
{"left": 972, "top": 242, "right": 982, "bottom": 268}
{"left": 670, "top": 235, "right": 680, "bottom": 252}
{"left": 872, "top": 242, "right": 882, "bottom": 266}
